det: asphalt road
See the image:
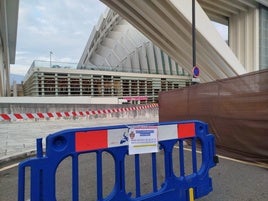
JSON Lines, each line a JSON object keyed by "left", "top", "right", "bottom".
{"left": 1, "top": 150, "right": 267, "bottom": 201}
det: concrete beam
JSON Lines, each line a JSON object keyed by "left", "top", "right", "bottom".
{"left": 101, "top": 0, "right": 246, "bottom": 82}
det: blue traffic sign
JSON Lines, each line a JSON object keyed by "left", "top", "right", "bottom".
{"left": 192, "top": 66, "right": 200, "bottom": 77}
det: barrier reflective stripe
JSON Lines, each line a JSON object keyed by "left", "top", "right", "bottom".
{"left": 18, "top": 120, "right": 217, "bottom": 201}
{"left": 75, "top": 123, "right": 196, "bottom": 153}
{"left": 75, "top": 130, "right": 108, "bottom": 152}
{"left": 178, "top": 123, "right": 195, "bottom": 138}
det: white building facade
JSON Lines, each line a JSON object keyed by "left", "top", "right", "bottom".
{"left": 0, "top": 0, "right": 19, "bottom": 96}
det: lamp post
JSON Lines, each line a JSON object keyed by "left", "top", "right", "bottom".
{"left": 50, "top": 51, "right": 53, "bottom": 67}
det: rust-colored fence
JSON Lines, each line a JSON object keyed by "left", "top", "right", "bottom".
{"left": 159, "top": 69, "right": 268, "bottom": 164}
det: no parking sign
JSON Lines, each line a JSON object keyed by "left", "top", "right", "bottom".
{"left": 192, "top": 66, "right": 200, "bottom": 78}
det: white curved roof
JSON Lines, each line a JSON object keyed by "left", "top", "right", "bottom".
{"left": 78, "top": 9, "right": 189, "bottom": 77}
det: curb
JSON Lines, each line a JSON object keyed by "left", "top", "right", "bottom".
{"left": 0, "top": 150, "right": 36, "bottom": 169}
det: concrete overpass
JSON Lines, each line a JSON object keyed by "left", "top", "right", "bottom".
{"left": 99, "top": 0, "right": 268, "bottom": 82}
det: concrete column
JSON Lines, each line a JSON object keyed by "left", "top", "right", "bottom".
{"left": 111, "top": 76, "right": 114, "bottom": 96}
{"left": 79, "top": 75, "right": 82, "bottom": 95}
{"left": 259, "top": 6, "right": 268, "bottom": 70}
{"left": 55, "top": 74, "right": 58, "bottom": 96}
{"left": 229, "top": 7, "right": 259, "bottom": 72}
{"left": 0, "top": 47, "right": 4, "bottom": 96}
{"left": 41, "top": 73, "right": 45, "bottom": 96}
{"left": 101, "top": 75, "right": 104, "bottom": 96}
{"left": 91, "top": 76, "right": 94, "bottom": 96}
{"left": 68, "top": 75, "right": 71, "bottom": 96}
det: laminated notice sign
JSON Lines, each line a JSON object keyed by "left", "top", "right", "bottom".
{"left": 128, "top": 126, "right": 158, "bottom": 155}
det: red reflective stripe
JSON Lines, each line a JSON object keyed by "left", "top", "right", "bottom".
{"left": 72, "top": 112, "right": 77, "bottom": 116}
{"left": 37, "top": 113, "right": 44, "bottom": 118}
{"left": 79, "top": 112, "right": 83, "bottom": 116}
{"left": 64, "top": 112, "right": 70, "bottom": 117}
{"left": 1, "top": 114, "right": 11, "bottom": 120}
{"left": 26, "top": 113, "right": 35, "bottom": 119}
{"left": 56, "top": 112, "right": 62, "bottom": 117}
{"left": 47, "top": 113, "right": 53, "bottom": 118}
{"left": 75, "top": 130, "right": 108, "bottom": 152}
{"left": 177, "top": 123, "right": 195, "bottom": 139}
{"left": 14, "top": 114, "right": 23, "bottom": 119}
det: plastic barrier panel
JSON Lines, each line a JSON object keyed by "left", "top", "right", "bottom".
{"left": 18, "top": 120, "right": 218, "bottom": 201}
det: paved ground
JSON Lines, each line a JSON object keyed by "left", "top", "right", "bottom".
{"left": 1, "top": 148, "right": 267, "bottom": 201}
{"left": 0, "top": 117, "right": 267, "bottom": 201}
{"left": 0, "top": 116, "right": 158, "bottom": 161}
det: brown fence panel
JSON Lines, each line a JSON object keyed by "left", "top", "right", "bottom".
{"left": 159, "top": 69, "right": 268, "bottom": 164}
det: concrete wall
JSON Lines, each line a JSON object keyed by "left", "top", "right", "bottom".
{"left": 0, "top": 103, "right": 152, "bottom": 113}
{"left": 0, "top": 103, "right": 158, "bottom": 159}
{"left": 0, "top": 96, "right": 119, "bottom": 104}
{"left": 0, "top": 103, "right": 158, "bottom": 121}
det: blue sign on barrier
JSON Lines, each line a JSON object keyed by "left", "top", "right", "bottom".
{"left": 18, "top": 120, "right": 218, "bottom": 201}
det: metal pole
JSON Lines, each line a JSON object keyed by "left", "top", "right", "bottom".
{"left": 192, "top": 0, "right": 196, "bottom": 68}
{"left": 50, "top": 51, "right": 53, "bottom": 67}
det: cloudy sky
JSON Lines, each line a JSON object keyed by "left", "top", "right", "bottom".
{"left": 11, "top": 0, "right": 228, "bottom": 76}
{"left": 11, "top": 0, "right": 107, "bottom": 75}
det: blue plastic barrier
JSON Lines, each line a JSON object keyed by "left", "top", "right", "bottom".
{"left": 18, "top": 120, "right": 218, "bottom": 201}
